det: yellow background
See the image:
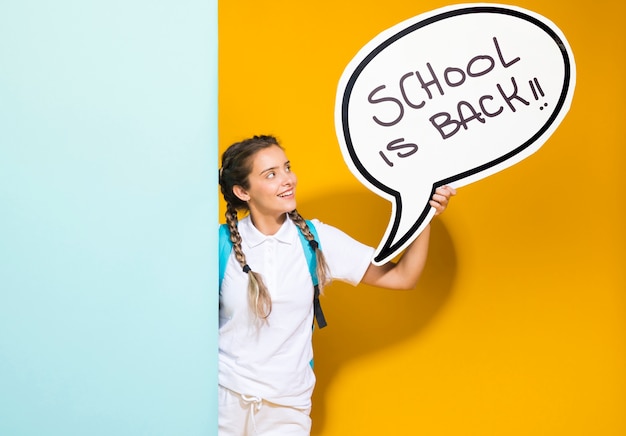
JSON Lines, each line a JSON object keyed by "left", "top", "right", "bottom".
{"left": 219, "top": 1, "right": 625, "bottom": 434}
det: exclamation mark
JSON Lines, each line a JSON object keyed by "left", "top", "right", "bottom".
{"left": 529, "top": 78, "right": 548, "bottom": 110}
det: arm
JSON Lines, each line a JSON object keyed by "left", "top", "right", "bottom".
{"left": 360, "top": 186, "right": 456, "bottom": 290}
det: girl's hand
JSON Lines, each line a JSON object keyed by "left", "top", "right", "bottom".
{"left": 429, "top": 185, "right": 456, "bottom": 216}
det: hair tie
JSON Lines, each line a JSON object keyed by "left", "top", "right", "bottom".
{"left": 242, "top": 264, "right": 251, "bottom": 274}
{"left": 308, "top": 240, "right": 319, "bottom": 250}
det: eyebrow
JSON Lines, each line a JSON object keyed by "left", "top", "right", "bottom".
{"left": 259, "top": 160, "right": 290, "bottom": 175}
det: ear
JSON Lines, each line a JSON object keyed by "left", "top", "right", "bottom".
{"left": 232, "top": 185, "right": 250, "bottom": 202}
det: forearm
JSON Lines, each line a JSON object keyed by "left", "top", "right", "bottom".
{"left": 359, "top": 185, "right": 455, "bottom": 290}
{"left": 360, "top": 224, "right": 431, "bottom": 290}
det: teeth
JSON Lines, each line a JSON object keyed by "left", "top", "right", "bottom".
{"left": 279, "top": 190, "right": 293, "bottom": 197}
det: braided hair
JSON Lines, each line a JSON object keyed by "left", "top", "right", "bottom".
{"left": 219, "top": 135, "right": 330, "bottom": 322}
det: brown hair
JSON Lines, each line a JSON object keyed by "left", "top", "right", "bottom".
{"left": 219, "top": 135, "right": 330, "bottom": 322}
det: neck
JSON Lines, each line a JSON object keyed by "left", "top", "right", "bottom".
{"left": 249, "top": 212, "right": 288, "bottom": 235}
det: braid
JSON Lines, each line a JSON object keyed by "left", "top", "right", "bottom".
{"left": 219, "top": 135, "right": 336, "bottom": 327}
{"left": 218, "top": 135, "right": 284, "bottom": 324}
{"left": 288, "top": 210, "right": 331, "bottom": 294}
{"left": 225, "top": 204, "right": 272, "bottom": 321}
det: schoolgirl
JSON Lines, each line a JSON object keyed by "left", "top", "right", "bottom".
{"left": 218, "top": 135, "right": 455, "bottom": 435}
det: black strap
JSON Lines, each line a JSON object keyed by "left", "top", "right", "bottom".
{"left": 313, "top": 284, "right": 327, "bottom": 328}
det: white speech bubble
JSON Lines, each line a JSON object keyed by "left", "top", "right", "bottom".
{"left": 335, "top": 3, "right": 576, "bottom": 265}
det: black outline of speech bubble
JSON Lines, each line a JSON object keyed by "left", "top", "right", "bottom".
{"left": 339, "top": 6, "right": 573, "bottom": 264}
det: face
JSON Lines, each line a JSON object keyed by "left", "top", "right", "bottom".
{"left": 233, "top": 145, "right": 297, "bottom": 220}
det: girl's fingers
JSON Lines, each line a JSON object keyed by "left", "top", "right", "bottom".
{"left": 435, "top": 185, "right": 457, "bottom": 198}
{"left": 430, "top": 186, "right": 456, "bottom": 215}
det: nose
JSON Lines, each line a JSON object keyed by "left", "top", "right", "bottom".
{"left": 282, "top": 170, "right": 296, "bottom": 185}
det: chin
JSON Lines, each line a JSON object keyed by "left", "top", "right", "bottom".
{"left": 283, "top": 198, "right": 297, "bottom": 209}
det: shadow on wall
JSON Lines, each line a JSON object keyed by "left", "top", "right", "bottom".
{"left": 297, "top": 189, "right": 457, "bottom": 435}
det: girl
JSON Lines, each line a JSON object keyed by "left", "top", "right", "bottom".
{"left": 218, "top": 135, "right": 455, "bottom": 435}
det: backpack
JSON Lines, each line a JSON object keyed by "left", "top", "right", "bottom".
{"left": 218, "top": 220, "right": 327, "bottom": 329}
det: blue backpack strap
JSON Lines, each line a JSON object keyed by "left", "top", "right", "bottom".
{"left": 301, "top": 220, "right": 324, "bottom": 370}
{"left": 298, "top": 220, "right": 319, "bottom": 285}
{"left": 219, "top": 224, "right": 232, "bottom": 290}
{"left": 300, "top": 220, "right": 327, "bottom": 329}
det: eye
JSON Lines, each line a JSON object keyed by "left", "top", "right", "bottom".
{"left": 285, "top": 163, "right": 291, "bottom": 172}
{"left": 266, "top": 171, "right": 276, "bottom": 179}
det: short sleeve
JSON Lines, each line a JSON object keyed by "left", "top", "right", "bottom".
{"left": 311, "top": 219, "right": 375, "bottom": 286}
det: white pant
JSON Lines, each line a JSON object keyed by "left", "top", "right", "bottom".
{"left": 218, "top": 385, "right": 312, "bottom": 436}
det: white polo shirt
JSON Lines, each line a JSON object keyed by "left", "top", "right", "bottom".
{"left": 218, "top": 215, "right": 374, "bottom": 408}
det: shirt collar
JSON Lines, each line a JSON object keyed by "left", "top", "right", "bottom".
{"left": 240, "top": 214, "right": 297, "bottom": 249}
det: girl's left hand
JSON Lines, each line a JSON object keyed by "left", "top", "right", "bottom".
{"left": 429, "top": 185, "right": 456, "bottom": 216}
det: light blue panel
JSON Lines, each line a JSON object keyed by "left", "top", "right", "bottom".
{"left": 0, "top": 1, "right": 217, "bottom": 435}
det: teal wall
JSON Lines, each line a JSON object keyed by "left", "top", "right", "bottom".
{"left": 0, "top": 1, "right": 217, "bottom": 435}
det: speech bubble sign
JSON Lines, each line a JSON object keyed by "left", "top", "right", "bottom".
{"left": 335, "top": 3, "right": 576, "bottom": 265}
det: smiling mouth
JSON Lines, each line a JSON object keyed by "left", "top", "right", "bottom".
{"left": 278, "top": 189, "right": 294, "bottom": 198}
